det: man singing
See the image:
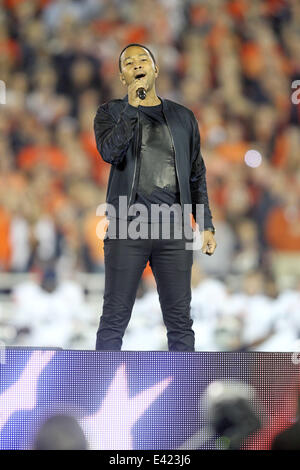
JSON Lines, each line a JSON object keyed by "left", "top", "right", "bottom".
{"left": 94, "top": 43, "right": 217, "bottom": 351}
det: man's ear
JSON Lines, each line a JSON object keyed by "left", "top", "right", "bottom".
{"left": 155, "top": 65, "right": 159, "bottom": 76}
{"left": 120, "top": 74, "right": 126, "bottom": 86}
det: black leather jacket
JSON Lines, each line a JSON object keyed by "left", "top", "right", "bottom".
{"left": 94, "top": 94, "right": 215, "bottom": 230}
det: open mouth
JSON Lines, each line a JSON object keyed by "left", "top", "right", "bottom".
{"left": 135, "top": 73, "right": 146, "bottom": 79}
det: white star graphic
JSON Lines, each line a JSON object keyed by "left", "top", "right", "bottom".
{"left": 0, "top": 351, "right": 56, "bottom": 433}
{"left": 81, "top": 363, "right": 173, "bottom": 449}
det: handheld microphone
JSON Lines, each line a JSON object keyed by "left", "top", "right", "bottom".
{"left": 137, "top": 88, "right": 146, "bottom": 100}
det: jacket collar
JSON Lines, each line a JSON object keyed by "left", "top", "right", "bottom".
{"left": 123, "top": 94, "right": 165, "bottom": 108}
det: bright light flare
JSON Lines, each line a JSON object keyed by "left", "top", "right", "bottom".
{"left": 244, "top": 150, "right": 262, "bottom": 168}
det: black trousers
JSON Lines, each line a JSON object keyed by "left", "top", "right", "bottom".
{"left": 96, "top": 220, "right": 194, "bottom": 351}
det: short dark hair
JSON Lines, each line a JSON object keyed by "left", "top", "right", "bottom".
{"left": 34, "top": 415, "right": 88, "bottom": 450}
{"left": 119, "top": 43, "right": 156, "bottom": 72}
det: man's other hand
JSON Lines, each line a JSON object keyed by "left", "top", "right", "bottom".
{"left": 201, "top": 230, "right": 217, "bottom": 256}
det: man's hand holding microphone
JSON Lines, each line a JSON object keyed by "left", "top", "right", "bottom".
{"left": 128, "top": 77, "right": 147, "bottom": 108}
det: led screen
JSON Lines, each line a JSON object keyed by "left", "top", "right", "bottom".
{"left": 1, "top": 350, "right": 299, "bottom": 450}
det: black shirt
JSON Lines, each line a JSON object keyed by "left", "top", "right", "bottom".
{"left": 132, "top": 101, "right": 181, "bottom": 223}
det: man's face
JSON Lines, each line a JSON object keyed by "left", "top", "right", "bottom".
{"left": 119, "top": 46, "right": 158, "bottom": 92}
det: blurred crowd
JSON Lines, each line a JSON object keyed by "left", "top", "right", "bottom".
{"left": 0, "top": 0, "right": 300, "bottom": 349}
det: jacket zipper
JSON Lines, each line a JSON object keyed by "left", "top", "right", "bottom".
{"left": 128, "top": 110, "right": 140, "bottom": 209}
{"left": 162, "top": 109, "right": 182, "bottom": 206}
